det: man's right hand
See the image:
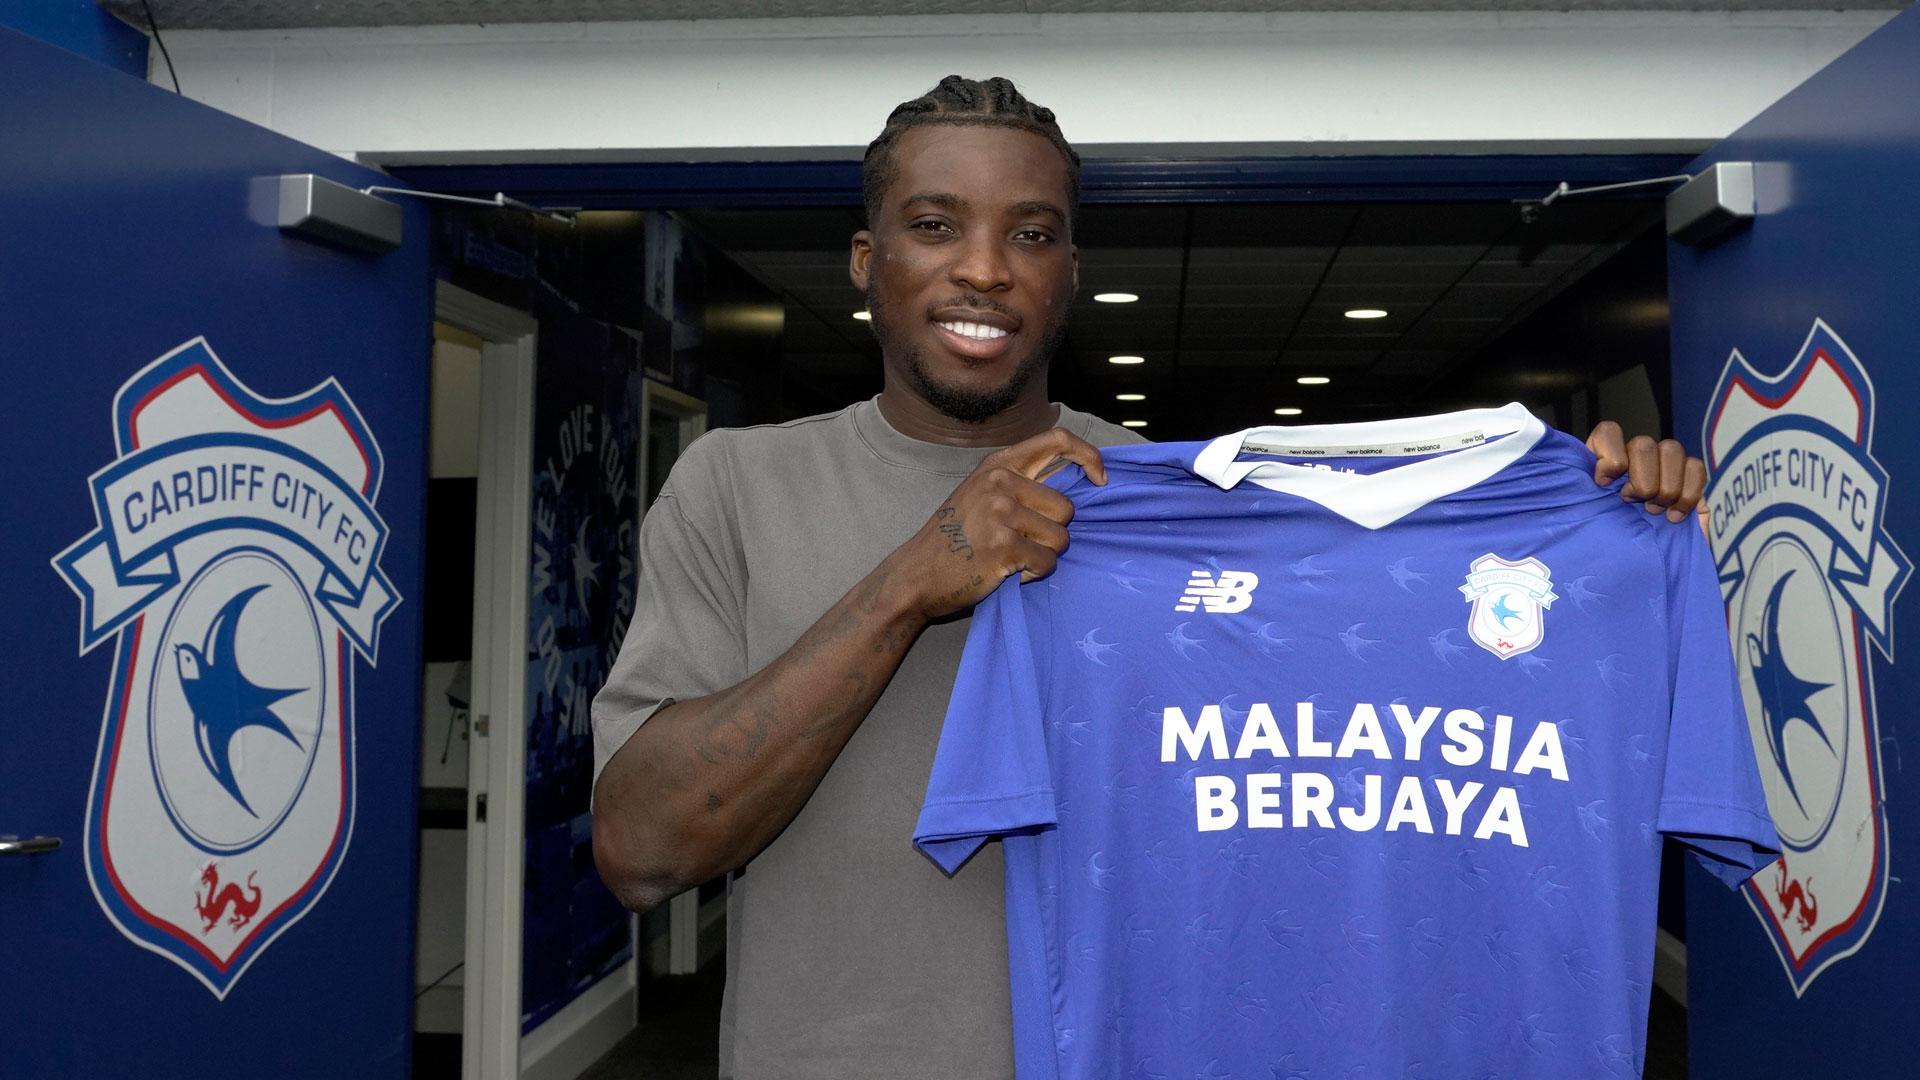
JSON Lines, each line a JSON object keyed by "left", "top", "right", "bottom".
{"left": 593, "top": 426, "right": 1108, "bottom": 913}
{"left": 885, "top": 426, "right": 1109, "bottom": 620}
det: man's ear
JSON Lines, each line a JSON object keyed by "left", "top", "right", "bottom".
{"left": 1070, "top": 242, "right": 1079, "bottom": 296}
{"left": 850, "top": 230, "right": 874, "bottom": 291}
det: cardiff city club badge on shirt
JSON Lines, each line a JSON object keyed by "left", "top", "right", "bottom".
{"left": 1703, "top": 319, "right": 1909, "bottom": 995}
{"left": 1459, "top": 554, "right": 1557, "bottom": 659}
{"left": 52, "top": 339, "right": 398, "bottom": 998}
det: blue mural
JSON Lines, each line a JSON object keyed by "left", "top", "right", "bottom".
{"left": 519, "top": 319, "right": 643, "bottom": 1032}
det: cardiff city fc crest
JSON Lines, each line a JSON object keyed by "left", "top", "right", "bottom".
{"left": 1703, "top": 319, "right": 1909, "bottom": 995}
{"left": 52, "top": 339, "right": 398, "bottom": 998}
{"left": 1459, "top": 554, "right": 1557, "bottom": 659}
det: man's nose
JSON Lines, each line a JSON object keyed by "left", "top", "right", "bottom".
{"left": 950, "top": 234, "right": 1012, "bottom": 293}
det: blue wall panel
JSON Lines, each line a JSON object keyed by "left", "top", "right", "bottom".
{"left": 0, "top": 26, "right": 429, "bottom": 1077}
{"left": 1670, "top": 8, "right": 1920, "bottom": 1077}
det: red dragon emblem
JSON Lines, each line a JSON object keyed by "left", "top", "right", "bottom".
{"left": 194, "top": 864, "right": 264, "bottom": 933}
{"left": 1774, "top": 859, "right": 1819, "bottom": 933}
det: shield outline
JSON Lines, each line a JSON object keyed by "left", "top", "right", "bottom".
{"left": 1461, "top": 553, "right": 1555, "bottom": 659}
{"left": 54, "top": 339, "right": 389, "bottom": 999}
{"left": 1702, "top": 318, "right": 1909, "bottom": 996}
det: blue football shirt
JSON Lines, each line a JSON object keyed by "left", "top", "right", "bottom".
{"left": 914, "top": 404, "right": 1778, "bottom": 1080}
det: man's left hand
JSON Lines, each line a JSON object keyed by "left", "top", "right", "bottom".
{"left": 1586, "top": 421, "right": 1708, "bottom": 524}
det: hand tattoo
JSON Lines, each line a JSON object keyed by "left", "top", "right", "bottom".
{"left": 934, "top": 504, "right": 974, "bottom": 559}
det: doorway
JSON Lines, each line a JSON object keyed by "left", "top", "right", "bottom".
{"left": 412, "top": 282, "right": 540, "bottom": 1080}
{"left": 396, "top": 159, "right": 1698, "bottom": 1080}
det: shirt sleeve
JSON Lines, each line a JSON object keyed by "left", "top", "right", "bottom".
{"left": 1656, "top": 523, "right": 1782, "bottom": 887}
{"left": 913, "top": 577, "right": 1058, "bottom": 874}
{"left": 590, "top": 439, "right": 748, "bottom": 791}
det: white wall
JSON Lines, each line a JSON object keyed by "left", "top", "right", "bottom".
{"left": 156, "top": 11, "right": 1893, "bottom": 165}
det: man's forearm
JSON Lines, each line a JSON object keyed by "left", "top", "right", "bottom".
{"left": 593, "top": 427, "right": 1103, "bottom": 913}
{"left": 592, "top": 559, "right": 929, "bottom": 913}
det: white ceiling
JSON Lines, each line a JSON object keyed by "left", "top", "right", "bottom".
{"left": 106, "top": 0, "right": 1908, "bottom": 31}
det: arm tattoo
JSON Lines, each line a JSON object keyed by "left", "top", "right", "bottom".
{"left": 927, "top": 573, "right": 985, "bottom": 613}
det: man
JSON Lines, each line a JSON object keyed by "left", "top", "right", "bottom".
{"left": 591, "top": 75, "right": 1706, "bottom": 1079}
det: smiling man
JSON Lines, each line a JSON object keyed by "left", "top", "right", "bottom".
{"left": 590, "top": 76, "right": 1704, "bottom": 1079}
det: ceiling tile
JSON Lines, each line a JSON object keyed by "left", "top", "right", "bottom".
{"left": 1424, "top": 284, "right": 1540, "bottom": 319}
{"left": 1456, "top": 260, "right": 1573, "bottom": 286}
{"left": 1186, "top": 246, "right": 1337, "bottom": 267}
{"left": 1311, "top": 283, "right": 1451, "bottom": 308}
{"left": 1190, "top": 205, "right": 1357, "bottom": 247}
{"left": 1175, "top": 350, "right": 1278, "bottom": 369}
{"left": 1333, "top": 244, "right": 1486, "bottom": 267}
{"left": 1073, "top": 206, "right": 1191, "bottom": 249}
{"left": 1344, "top": 202, "right": 1519, "bottom": 244}
{"left": 1320, "top": 260, "right": 1469, "bottom": 287}
{"left": 1479, "top": 242, "right": 1593, "bottom": 266}
{"left": 1185, "top": 263, "right": 1325, "bottom": 289}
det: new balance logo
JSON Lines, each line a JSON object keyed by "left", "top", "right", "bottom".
{"left": 1175, "top": 570, "right": 1260, "bottom": 613}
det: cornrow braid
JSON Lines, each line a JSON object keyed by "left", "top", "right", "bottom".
{"left": 862, "top": 75, "right": 1082, "bottom": 229}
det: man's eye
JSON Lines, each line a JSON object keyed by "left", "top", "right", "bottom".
{"left": 1016, "top": 229, "right": 1054, "bottom": 243}
{"left": 910, "top": 220, "right": 953, "bottom": 234}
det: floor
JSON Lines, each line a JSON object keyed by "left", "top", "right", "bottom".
{"left": 421, "top": 965, "right": 1688, "bottom": 1079}
{"left": 578, "top": 964, "right": 725, "bottom": 1080}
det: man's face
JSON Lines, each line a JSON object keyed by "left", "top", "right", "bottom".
{"left": 851, "top": 124, "right": 1078, "bottom": 424}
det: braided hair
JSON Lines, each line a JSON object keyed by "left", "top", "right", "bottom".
{"left": 862, "top": 76, "right": 1082, "bottom": 228}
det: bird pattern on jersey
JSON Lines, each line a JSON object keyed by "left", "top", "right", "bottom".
{"left": 917, "top": 407, "right": 1777, "bottom": 1080}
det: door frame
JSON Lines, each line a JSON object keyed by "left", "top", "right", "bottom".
{"left": 433, "top": 281, "right": 542, "bottom": 1080}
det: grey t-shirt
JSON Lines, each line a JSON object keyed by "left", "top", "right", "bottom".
{"left": 592, "top": 397, "right": 1141, "bottom": 1079}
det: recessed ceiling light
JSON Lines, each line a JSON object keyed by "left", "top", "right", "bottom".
{"left": 1296, "top": 375, "right": 1331, "bottom": 385}
{"left": 1121, "top": 420, "right": 1149, "bottom": 428}
{"left": 1109, "top": 355, "right": 1146, "bottom": 365}
{"left": 853, "top": 310, "right": 872, "bottom": 321}
{"left": 1116, "top": 393, "right": 1146, "bottom": 402}
{"left": 1274, "top": 407, "right": 1303, "bottom": 416}
{"left": 1344, "top": 308, "right": 1389, "bottom": 320}
{"left": 1094, "top": 292, "right": 1139, "bottom": 304}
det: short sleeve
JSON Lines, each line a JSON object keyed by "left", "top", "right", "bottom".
{"left": 1656, "top": 524, "right": 1782, "bottom": 887}
{"left": 913, "top": 577, "right": 1057, "bottom": 874}
{"left": 590, "top": 447, "right": 748, "bottom": 790}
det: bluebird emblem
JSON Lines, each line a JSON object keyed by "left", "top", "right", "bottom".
{"left": 1746, "top": 571, "right": 1834, "bottom": 816}
{"left": 1489, "top": 594, "right": 1522, "bottom": 627}
{"left": 175, "top": 586, "right": 305, "bottom": 816}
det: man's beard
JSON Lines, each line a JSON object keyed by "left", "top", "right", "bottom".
{"left": 868, "top": 288, "right": 1069, "bottom": 425}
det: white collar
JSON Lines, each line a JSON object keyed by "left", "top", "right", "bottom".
{"left": 1188, "top": 403, "right": 1546, "bottom": 529}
